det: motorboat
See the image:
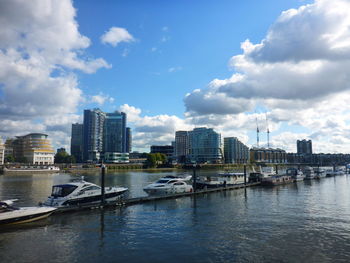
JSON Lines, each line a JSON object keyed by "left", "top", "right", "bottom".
{"left": 285, "top": 168, "right": 305, "bottom": 182}
{"left": 43, "top": 177, "right": 128, "bottom": 208}
{"left": 249, "top": 166, "right": 276, "bottom": 182}
{"left": 326, "top": 168, "right": 345, "bottom": 177}
{"left": 261, "top": 175, "right": 293, "bottom": 186}
{"left": 196, "top": 172, "right": 246, "bottom": 189}
{"left": 0, "top": 199, "right": 56, "bottom": 225}
{"left": 143, "top": 175, "right": 193, "bottom": 195}
{"left": 303, "top": 166, "right": 315, "bottom": 180}
{"left": 314, "top": 167, "right": 326, "bottom": 179}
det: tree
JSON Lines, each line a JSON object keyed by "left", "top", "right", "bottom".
{"left": 54, "top": 152, "right": 76, "bottom": 163}
{"left": 4, "top": 155, "right": 15, "bottom": 163}
{"left": 146, "top": 153, "right": 157, "bottom": 168}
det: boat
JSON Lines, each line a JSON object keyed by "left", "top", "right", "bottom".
{"left": 143, "top": 175, "right": 193, "bottom": 195}
{"left": 4, "top": 166, "right": 60, "bottom": 173}
{"left": 249, "top": 166, "right": 276, "bottom": 182}
{"left": 196, "top": 172, "right": 246, "bottom": 189}
{"left": 326, "top": 168, "right": 345, "bottom": 177}
{"left": 0, "top": 199, "right": 56, "bottom": 225}
{"left": 285, "top": 168, "right": 305, "bottom": 182}
{"left": 303, "top": 166, "right": 315, "bottom": 180}
{"left": 43, "top": 177, "right": 128, "bottom": 208}
{"left": 260, "top": 175, "right": 293, "bottom": 186}
{"left": 314, "top": 167, "right": 326, "bottom": 179}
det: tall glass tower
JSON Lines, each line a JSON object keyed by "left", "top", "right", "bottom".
{"left": 103, "top": 111, "right": 126, "bottom": 153}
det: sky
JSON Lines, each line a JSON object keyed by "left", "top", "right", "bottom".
{"left": 2, "top": 0, "right": 350, "bottom": 154}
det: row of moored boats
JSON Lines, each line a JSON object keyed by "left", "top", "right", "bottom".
{"left": 1, "top": 166, "right": 347, "bottom": 225}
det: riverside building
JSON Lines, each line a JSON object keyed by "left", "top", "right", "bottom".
{"left": 175, "top": 131, "right": 189, "bottom": 163}
{"left": 10, "top": 133, "right": 55, "bottom": 164}
{"left": 83, "top": 108, "right": 106, "bottom": 162}
{"left": 249, "top": 147, "right": 287, "bottom": 164}
{"left": 297, "top": 139, "right": 312, "bottom": 154}
{"left": 0, "top": 138, "right": 4, "bottom": 165}
{"left": 188, "top": 127, "right": 222, "bottom": 163}
{"left": 103, "top": 111, "right": 129, "bottom": 163}
{"left": 71, "top": 123, "right": 84, "bottom": 163}
{"left": 224, "top": 137, "right": 249, "bottom": 164}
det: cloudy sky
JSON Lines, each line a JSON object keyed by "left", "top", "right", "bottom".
{"left": 1, "top": 0, "right": 350, "bottom": 153}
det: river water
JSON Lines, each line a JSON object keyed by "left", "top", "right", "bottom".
{"left": 1, "top": 170, "right": 350, "bottom": 262}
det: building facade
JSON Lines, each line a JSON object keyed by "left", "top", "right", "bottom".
{"left": 150, "top": 145, "right": 174, "bottom": 159}
{"left": 188, "top": 128, "right": 222, "bottom": 163}
{"left": 83, "top": 109, "right": 106, "bottom": 162}
{"left": 103, "top": 111, "right": 126, "bottom": 153}
{"left": 71, "top": 123, "right": 84, "bottom": 163}
{"left": 175, "top": 131, "right": 189, "bottom": 163}
{"left": 11, "top": 133, "right": 55, "bottom": 164}
{"left": 126, "top": 127, "right": 132, "bottom": 153}
{"left": 249, "top": 147, "right": 287, "bottom": 164}
{"left": 297, "top": 139, "right": 312, "bottom": 154}
{"left": 0, "top": 138, "right": 4, "bottom": 165}
{"left": 224, "top": 137, "right": 249, "bottom": 164}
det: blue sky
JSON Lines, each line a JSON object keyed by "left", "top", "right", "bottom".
{"left": 76, "top": 0, "right": 312, "bottom": 116}
{"left": 1, "top": 0, "right": 350, "bottom": 154}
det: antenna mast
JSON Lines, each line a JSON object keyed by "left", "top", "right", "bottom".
{"left": 266, "top": 113, "right": 270, "bottom": 148}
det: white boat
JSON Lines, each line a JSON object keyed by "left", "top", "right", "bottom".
{"left": 303, "top": 166, "right": 315, "bottom": 180}
{"left": 4, "top": 166, "right": 60, "bottom": 173}
{"left": 326, "top": 169, "right": 345, "bottom": 177}
{"left": 0, "top": 199, "right": 56, "bottom": 225}
{"left": 285, "top": 168, "right": 305, "bottom": 182}
{"left": 196, "top": 172, "right": 246, "bottom": 189}
{"left": 43, "top": 178, "right": 128, "bottom": 208}
{"left": 249, "top": 166, "right": 276, "bottom": 182}
{"left": 314, "top": 167, "right": 326, "bottom": 179}
{"left": 143, "top": 176, "right": 193, "bottom": 195}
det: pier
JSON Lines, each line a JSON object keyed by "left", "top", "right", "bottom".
{"left": 53, "top": 182, "right": 260, "bottom": 214}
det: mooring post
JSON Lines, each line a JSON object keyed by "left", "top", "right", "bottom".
{"left": 333, "top": 163, "right": 336, "bottom": 172}
{"left": 193, "top": 164, "right": 197, "bottom": 193}
{"left": 101, "top": 164, "right": 106, "bottom": 206}
{"left": 275, "top": 165, "right": 278, "bottom": 174}
{"left": 244, "top": 165, "right": 247, "bottom": 185}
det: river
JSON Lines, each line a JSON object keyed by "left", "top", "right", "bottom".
{"left": 1, "top": 170, "right": 350, "bottom": 262}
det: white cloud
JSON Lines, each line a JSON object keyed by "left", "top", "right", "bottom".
{"left": 168, "top": 66, "right": 182, "bottom": 73}
{"left": 101, "top": 27, "right": 135, "bottom": 47}
{"left": 91, "top": 93, "right": 114, "bottom": 106}
{"left": 0, "top": 0, "right": 110, "bottom": 149}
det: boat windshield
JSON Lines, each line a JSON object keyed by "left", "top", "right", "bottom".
{"left": 156, "top": 179, "right": 170, "bottom": 184}
{"left": 51, "top": 185, "right": 78, "bottom": 197}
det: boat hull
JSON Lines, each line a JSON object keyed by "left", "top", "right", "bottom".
{"left": 261, "top": 176, "right": 293, "bottom": 186}
{"left": 195, "top": 182, "right": 245, "bottom": 189}
{"left": 0, "top": 207, "right": 56, "bottom": 225}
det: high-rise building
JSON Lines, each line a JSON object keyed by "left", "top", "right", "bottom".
{"left": 103, "top": 111, "right": 126, "bottom": 153}
{"left": 11, "top": 133, "right": 55, "bottom": 164}
{"left": 297, "top": 139, "right": 312, "bottom": 154}
{"left": 83, "top": 108, "right": 105, "bottom": 162}
{"left": 224, "top": 137, "right": 249, "bottom": 164}
{"left": 188, "top": 127, "right": 222, "bottom": 163}
{"left": 103, "top": 111, "right": 129, "bottom": 163}
{"left": 0, "top": 138, "right": 4, "bottom": 165}
{"left": 175, "top": 131, "right": 189, "bottom": 163}
{"left": 126, "top": 127, "right": 132, "bottom": 153}
{"left": 71, "top": 123, "right": 84, "bottom": 163}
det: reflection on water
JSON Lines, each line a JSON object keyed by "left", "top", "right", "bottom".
{"left": 1, "top": 171, "right": 350, "bottom": 262}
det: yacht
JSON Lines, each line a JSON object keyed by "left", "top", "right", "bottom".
{"left": 303, "top": 166, "right": 315, "bottom": 180}
{"left": 143, "top": 175, "right": 193, "bottom": 195}
{"left": 285, "top": 168, "right": 305, "bottom": 182}
{"left": 43, "top": 177, "right": 128, "bottom": 208}
{"left": 196, "top": 172, "right": 246, "bottom": 189}
{"left": 0, "top": 199, "right": 56, "bottom": 225}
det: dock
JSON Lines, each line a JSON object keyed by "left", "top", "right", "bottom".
{"left": 53, "top": 182, "right": 260, "bottom": 214}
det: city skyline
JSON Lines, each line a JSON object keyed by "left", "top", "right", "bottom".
{"left": 1, "top": 0, "right": 350, "bottom": 154}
